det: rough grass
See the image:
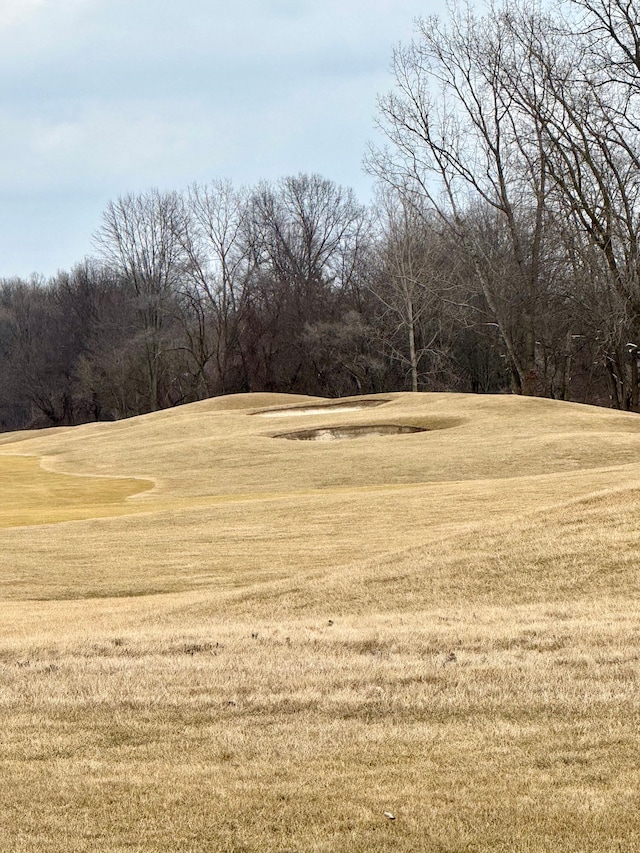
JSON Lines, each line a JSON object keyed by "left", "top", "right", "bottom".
{"left": 1, "top": 391, "right": 640, "bottom": 851}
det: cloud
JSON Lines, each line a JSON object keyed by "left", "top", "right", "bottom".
{"left": 0, "top": 0, "right": 48, "bottom": 29}
{"left": 0, "top": 0, "right": 441, "bottom": 276}
{"left": 0, "top": 0, "right": 99, "bottom": 39}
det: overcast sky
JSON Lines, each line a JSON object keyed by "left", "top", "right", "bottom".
{"left": 0, "top": 0, "right": 444, "bottom": 279}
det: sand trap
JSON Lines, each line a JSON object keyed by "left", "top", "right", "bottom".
{"left": 254, "top": 400, "right": 389, "bottom": 417}
{"left": 276, "top": 425, "right": 427, "bottom": 441}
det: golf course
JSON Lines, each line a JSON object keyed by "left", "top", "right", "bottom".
{"left": 1, "top": 390, "right": 640, "bottom": 851}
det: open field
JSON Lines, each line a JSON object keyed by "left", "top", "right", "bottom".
{"left": 1, "top": 391, "right": 640, "bottom": 851}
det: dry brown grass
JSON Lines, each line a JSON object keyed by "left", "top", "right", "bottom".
{"left": 1, "top": 391, "right": 640, "bottom": 851}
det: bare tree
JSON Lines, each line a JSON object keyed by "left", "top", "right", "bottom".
{"left": 369, "top": 187, "right": 457, "bottom": 391}
{"left": 175, "top": 180, "right": 251, "bottom": 395}
{"left": 495, "top": 0, "right": 640, "bottom": 408}
{"left": 243, "top": 174, "right": 368, "bottom": 392}
{"left": 94, "top": 189, "right": 186, "bottom": 411}
{"left": 368, "top": 3, "right": 566, "bottom": 396}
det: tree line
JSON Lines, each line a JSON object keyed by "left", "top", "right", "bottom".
{"left": 1, "top": 0, "right": 639, "bottom": 432}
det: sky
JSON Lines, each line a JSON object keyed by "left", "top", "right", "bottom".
{"left": 0, "top": 0, "right": 444, "bottom": 279}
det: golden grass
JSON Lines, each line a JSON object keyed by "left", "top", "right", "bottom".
{"left": 1, "top": 391, "right": 640, "bottom": 851}
{"left": 0, "top": 455, "right": 151, "bottom": 528}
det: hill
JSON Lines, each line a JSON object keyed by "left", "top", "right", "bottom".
{"left": 1, "top": 392, "right": 640, "bottom": 851}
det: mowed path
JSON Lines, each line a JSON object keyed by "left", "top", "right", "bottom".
{"left": 0, "top": 455, "right": 151, "bottom": 528}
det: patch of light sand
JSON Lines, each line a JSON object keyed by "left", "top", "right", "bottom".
{"left": 255, "top": 403, "right": 387, "bottom": 417}
{"left": 277, "top": 425, "right": 426, "bottom": 441}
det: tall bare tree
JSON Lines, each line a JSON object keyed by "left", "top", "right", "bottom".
{"left": 369, "top": 187, "right": 457, "bottom": 391}
{"left": 175, "top": 180, "right": 251, "bottom": 395}
{"left": 495, "top": 0, "right": 640, "bottom": 407}
{"left": 368, "top": 3, "right": 566, "bottom": 396}
{"left": 94, "top": 189, "right": 186, "bottom": 411}
{"left": 244, "top": 174, "right": 368, "bottom": 392}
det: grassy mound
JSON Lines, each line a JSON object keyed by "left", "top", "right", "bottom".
{"left": 1, "top": 392, "right": 640, "bottom": 851}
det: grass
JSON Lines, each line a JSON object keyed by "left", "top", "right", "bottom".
{"left": 0, "top": 455, "right": 150, "bottom": 528}
{"left": 1, "top": 391, "right": 640, "bottom": 851}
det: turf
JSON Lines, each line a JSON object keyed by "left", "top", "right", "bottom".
{"left": 1, "top": 391, "right": 640, "bottom": 851}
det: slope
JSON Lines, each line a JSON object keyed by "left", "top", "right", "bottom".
{"left": 1, "top": 392, "right": 640, "bottom": 852}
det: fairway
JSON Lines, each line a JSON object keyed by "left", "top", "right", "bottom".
{"left": 0, "top": 455, "right": 151, "bottom": 528}
{"left": 2, "top": 392, "right": 640, "bottom": 851}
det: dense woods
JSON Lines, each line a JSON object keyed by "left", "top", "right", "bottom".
{"left": 2, "top": 0, "right": 640, "bottom": 432}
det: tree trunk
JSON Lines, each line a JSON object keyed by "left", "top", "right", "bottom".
{"left": 407, "top": 298, "right": 418, "bottom": 393}
{"left": 630, "top": 346, "right": 639, "bottom": 412}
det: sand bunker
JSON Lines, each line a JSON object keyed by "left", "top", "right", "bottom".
{"left": 276, "top": 425, "right": 427, "bottom": 441}
{"left": 254, "top": 400, "right": 389, "bottom": 417}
